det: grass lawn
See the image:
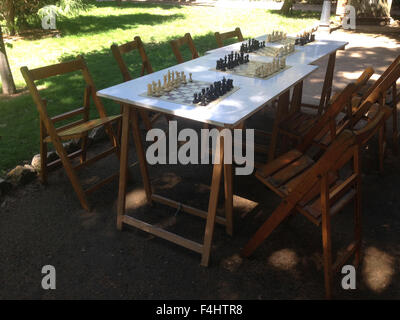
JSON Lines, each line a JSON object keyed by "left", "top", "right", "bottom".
{"left": 0, "top": 0, "right": 320, "bottom": 174}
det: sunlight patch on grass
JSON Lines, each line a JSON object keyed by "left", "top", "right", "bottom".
{"left": 0, "top": 2, "right": 319, "bottom": 172}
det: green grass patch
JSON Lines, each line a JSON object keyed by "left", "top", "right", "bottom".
{"left": 0, "top": 1, "right": 319, "bottom": 174}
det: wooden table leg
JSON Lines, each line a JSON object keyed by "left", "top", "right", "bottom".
{"left": 117, "top": 104, "right": 131, "bottom": 230}
{"left": 268, "top": 89, "right": 290, "bottom": 162}
{"left": 224, "top": 162, "right": 233, "bottom": 236}
{"left": 131, "top": 108, "right": 152, "bottom": 203}
{"left": 291, "top": 81, "right": 303, "bottom": 113}
{"left": 201, "top": 132, "right": 225, "bottom": 267}
{"left": 318, "top": 52, "right": 337, "bottom": 114}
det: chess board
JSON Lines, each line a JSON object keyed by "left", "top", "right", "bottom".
{"left": 140, "top": 80, "right": 239, "bottom": 107}
{"left": 269, "top": 38, "right": 296, "bottom": 45}
{"left": 212, "top": 61, "right": 291, "bottom": 80}
{"left": 251, "top": 46, "right": 298, "bottom": 58}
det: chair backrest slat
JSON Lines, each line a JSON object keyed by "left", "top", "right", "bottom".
{"left": 170, "top": 33, "right": 199, "bottom": 64}
{"left": 353, "top": 60, "right": 400, "bottom": 125}
{"left": 20, "top": 56, "right": 108, "bottom": 141}
{"left": 27, "top": 59, "right": 85, "bottom": 81}
{"left": 362, "top": 54, "right": 400, "bottom": 100}
{"left": 297, "top": 82, "right": 358, "bottom": 153}
{"left": 111, "top": 36, "right": 153, "bottom": 82}
{"left": 215, "top": 27, "right": 244, "bottom": 48}
{"left": 289, "top": 106, "right": 388, "bottom": 206}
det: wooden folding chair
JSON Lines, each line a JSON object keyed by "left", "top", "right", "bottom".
{"left": 354, "top": 55, "right": 400, "bottom": 155}
{"left": 279, "top": 61, "right": 400, "bottom": 172}
{"left": 349, "top": 59, "right": 400, "bottom": 171}
{"left": 215, "top": 27, "right": 244, "bottom": 48}
{"left": 111, "top": 36, "right": 166, "bottom": 131}
{"left": 170, "top": 33, "right": 199, "bottom": 64}
{"left": 242, "top": 106, "right": 391, "bottom": 299}
{"left": 21, "top": 56, "right": 122, "bottom": 211}
{"left": 278, "top": 67, "right": 375, "bottom": 147}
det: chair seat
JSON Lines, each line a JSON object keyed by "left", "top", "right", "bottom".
{"left": 255, "top": 149, "right": 357, "bottom": 225}
{"left": 45, "top": 115, "right": 121, "bottom": 142}
{"left": 279, "top": 111, "right": 318, "bottom": 139}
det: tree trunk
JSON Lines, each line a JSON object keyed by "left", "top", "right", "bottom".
{"left": 280, "top": 0, "right": 294, "bottom": 15}
{"left": 0, "top": 26, "right": 16, "bottom": 95}
{"left": 349, "top": 0, "right": 393, "bottom": 18}
{"left": 4, "top": 0, "right": 16, "bottom": 36}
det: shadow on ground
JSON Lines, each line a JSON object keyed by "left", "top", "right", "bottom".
{"left": 1, "top": 27, "right": 400, "bottom": 300}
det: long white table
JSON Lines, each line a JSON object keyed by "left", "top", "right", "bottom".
{"left": 97, "top": 38, "right": 348, "bottom": 266}
{"left": 99, "top": 54, "right": 317, "bottom": 128}
{"left": 207, "top": 36, "right": 348, "bottom": 114}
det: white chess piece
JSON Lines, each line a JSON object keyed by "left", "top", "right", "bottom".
{"left": 189, "top": 73, "right": 193, "bottom": 82}
{"left": 147, "top": 83, "right": 152, "bottom": 96}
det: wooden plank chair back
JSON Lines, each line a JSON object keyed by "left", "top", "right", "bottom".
{"left": 111, "top": 36, "right": 164, "bottom": 131}
{"left": 170, "top": 33, "right": 199, "bottom": 64}
{"left": 215, "top": 27, "right": 244, "bottom": 48}
{"left": 278, "top": 67, "right": 375, "bottom": 149}
{"left": 242, "top": 105, "right": 391, "bottom": 299}
{"left": 353, "top": 55, "right": 400, "bottom": 156}
{"left": 111, "top": 35, "right": 153, "bottom": 81}
{"left": 350, "top": 59, "right": 400, "bottom": 171}
{"left": 299, "top": 62, "right": 400, "bottom": 171}
{"left": 20, "top": 56, "right": 122, "bottom": 211}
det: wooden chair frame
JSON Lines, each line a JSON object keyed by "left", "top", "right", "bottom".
{"left": 21, "top": 56, "right": 122, "bottom": 211}
{"left": 278, "top": 67, "right": 375, "bottom": 148}
{"left": 170, "top": 33, "right": 199, "bottom": 64}
{"left": 356, "top": 55, "right": 400, "bottom": 155}
{"left": 351, "top": 59, "right": 400, "bottom": 171}
{"left": 111, "top": 35, "right": 153, "bottom": 81}
{"left": 242, "top": 106, "right": 391, "bottom": 299}
{"left": 241, "top": 68, "right": 399, "bottom": 297}
{"left": 111, "top": 36, "right": 165, "bottom": 131}
{"left": 215, "top": 27, "right": 244, "bottom": 48}
{"left": 280, "top": 61, "right": 400, "bottom": 172}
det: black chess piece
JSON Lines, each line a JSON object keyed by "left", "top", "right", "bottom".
{"left": 227, "top": 79, "right": 233, "bottom": 91}
{"left": 201, "top": 95, "right": 207, "bottom": 106}
{"left": 193, "top": 93, "right": 199, "bottom": 104}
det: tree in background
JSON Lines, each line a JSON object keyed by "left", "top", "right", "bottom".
{"left": 0, "top": 25, "right": 16, "bottom": 95}
{"left": 0, "top": 0, "right": 87, "bottom": 36}
{"left": 281, "top": 0, "right": 294, "bottom": 15}
{"left": 348, "top": 0, "right": 393, "bottom": 19}
{"left": 0, "top": 0, "right": 87, "bottom": 95}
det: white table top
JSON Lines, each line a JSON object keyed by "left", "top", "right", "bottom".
{"left": 98, "top": 54, "right": 318, "bottom": 128}
{"left": 206, "top": 36, "right": 348, "bottom": 65}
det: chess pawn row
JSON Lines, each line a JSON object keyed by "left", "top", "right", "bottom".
{"left": 278, "top": 43, "right": 295, "bottom": 56}
{"left": 147, "top": 70, "right": 193, "bottom": 96}
{"left": 267, "top": 30, "right": 287, "bottom": 42}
